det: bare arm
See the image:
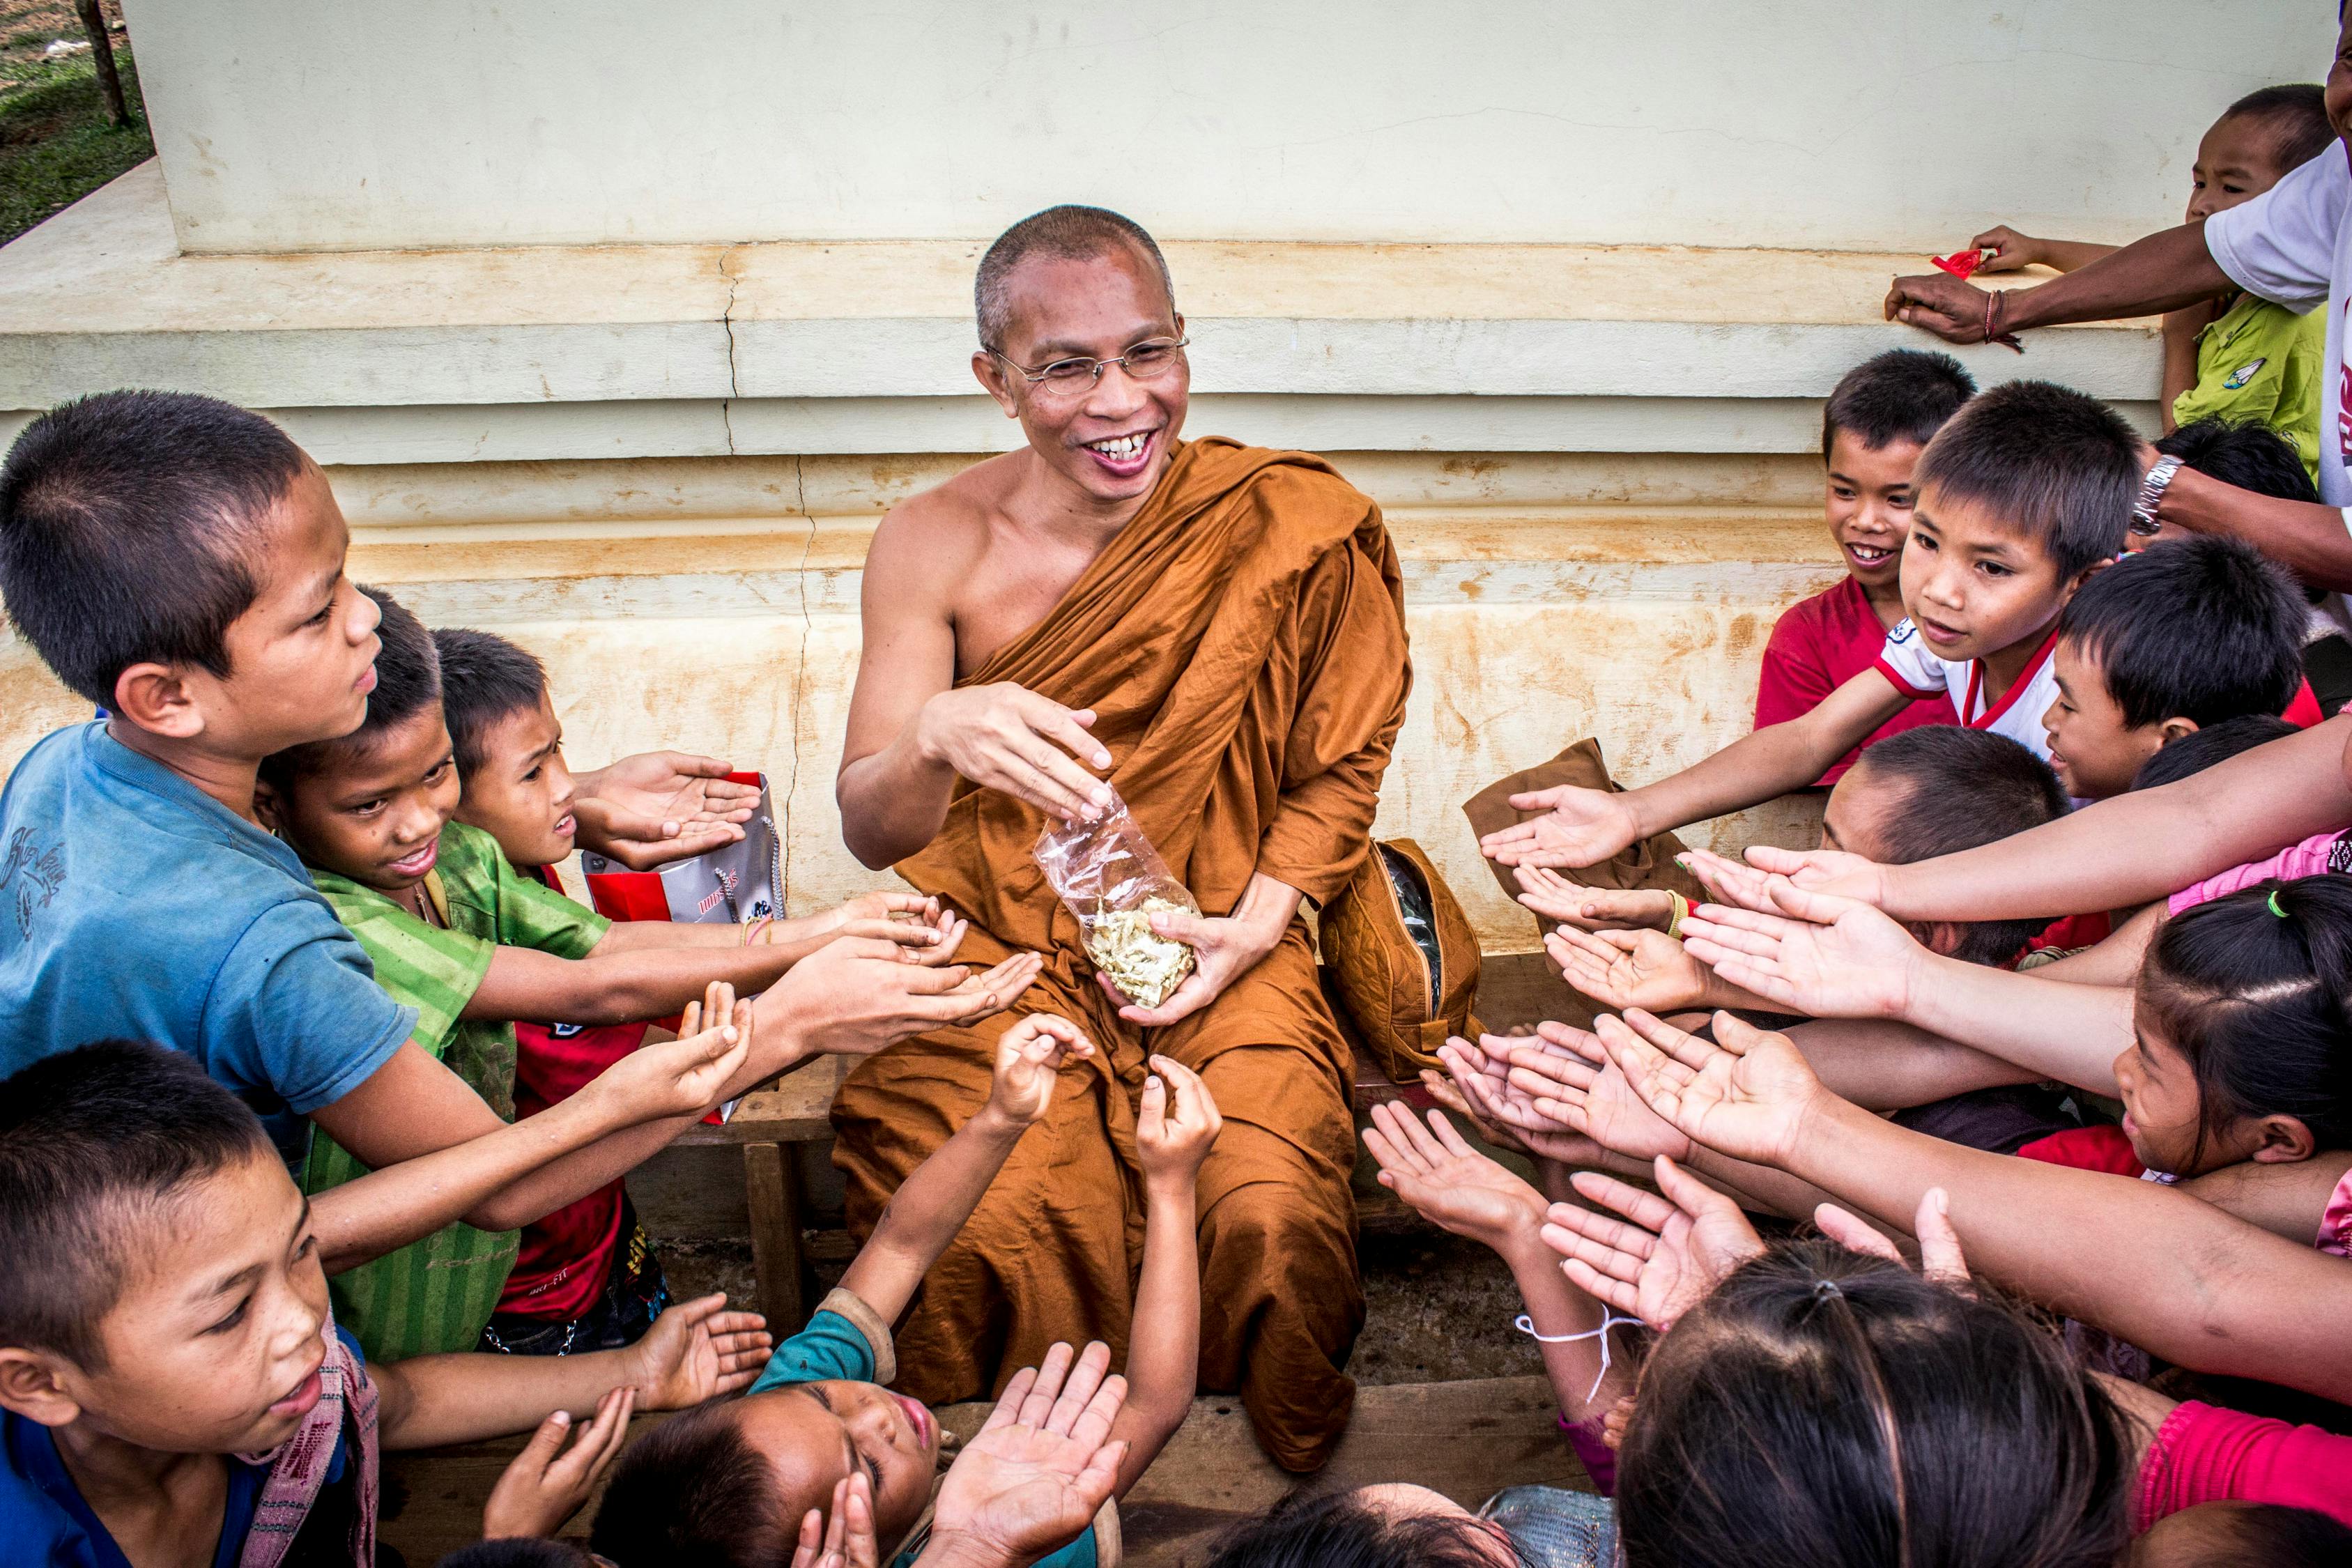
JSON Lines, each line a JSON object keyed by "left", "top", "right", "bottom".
{"left": 1886, "top": 220, "right": 2231, "bottom": 343}
{"left": 2026, "top": 902, "right": 2165, "bottom": 986}
{"left": 1109, "top": 1057, "right": 1218, "bottom": 1493}
{"left": 2149, "top": 461, "right": 2352, "bottom": 592}
{"left": 1785, "top": 1017, "right": 2038, "bottom": 1110}
{"left": 466, "top": 941, "right": 797, "bottom": 1026}
{"left": 2178, "top": 1151, "right": 2352, "bottom": 1246}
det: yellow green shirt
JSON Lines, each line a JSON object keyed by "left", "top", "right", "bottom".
{"left": 2173, "top": 293, "right": 2326, "bottom": 484}
{"left": 299, "top": 820, "right": 609, "bottom": 1360}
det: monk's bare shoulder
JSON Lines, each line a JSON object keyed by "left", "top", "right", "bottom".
{"left": 862, "top": 454, "right": 1024, "bottom": 613}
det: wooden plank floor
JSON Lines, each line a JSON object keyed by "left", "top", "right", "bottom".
{"left": 379, "top": 1374, "right": 1588, "bottom": 1564}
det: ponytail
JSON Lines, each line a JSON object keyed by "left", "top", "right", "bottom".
{"left": 2140, "top": 877, "right": 2352, "bottom": 1165}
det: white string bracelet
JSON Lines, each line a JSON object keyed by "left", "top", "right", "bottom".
{"left": 1516, "top": 1311, "right": 1645, "bottom": 1404}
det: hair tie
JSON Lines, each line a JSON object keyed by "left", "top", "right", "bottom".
{"left": 1812, "top": 1279, "right": 1844, "bottom": 1302}
{"left": 2268, "top": 889, "right": 2289, "bottom": 918}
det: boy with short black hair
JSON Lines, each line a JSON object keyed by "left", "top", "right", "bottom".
{"left": 257, "top": 590, "right": 962, "bottom": 1360}
{"left": 2041, "top": 533, "right": 2308, "bottom": 799}
{"left": 0, "top": 1040, "right": 771, "bottom": 1568}
{"left": 1484, "top": 381, "right": 2138, "bottom": 877}
{"left": 1754, "top": 348, "right": 1976, "bottom": 783}
{"left": 590, "top": 1018, "right": 1214, "bottom": 1568}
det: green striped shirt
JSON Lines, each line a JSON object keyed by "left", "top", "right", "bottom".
{"left": 300, "top": 820, "right": 610, "bottom": 1361}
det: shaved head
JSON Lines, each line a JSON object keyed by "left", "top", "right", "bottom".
{"left": 975, "top": 204, "right": 1174, "bottom": 351}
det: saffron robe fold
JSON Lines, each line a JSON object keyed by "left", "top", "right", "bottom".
{"left": 831, "top": 436, "right": 1411, "bottom": 1472}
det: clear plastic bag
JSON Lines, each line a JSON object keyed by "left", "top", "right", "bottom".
{"left": 1032, "top": 787, "right": 1199, "bottom": 1008}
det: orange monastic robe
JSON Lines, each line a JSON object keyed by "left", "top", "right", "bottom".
{"left": 831, "top": 437, "right": 1411, "bottom": 1472}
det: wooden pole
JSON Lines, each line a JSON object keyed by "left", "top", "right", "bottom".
{"left": 72, "top": 0, "right": 130, "bottom": 128}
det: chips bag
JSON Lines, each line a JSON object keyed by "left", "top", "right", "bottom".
{"left": 1033, "top": 788, "right": 1199, "bottom": 1008}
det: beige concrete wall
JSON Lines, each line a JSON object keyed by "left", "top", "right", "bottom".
{"left": 0, "top": 450, "right": 1834, "bottom": 952}
{"left": 123, "top": 1, "right": 2327, "bottom": 255}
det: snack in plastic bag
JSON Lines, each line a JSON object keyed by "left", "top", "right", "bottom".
{"left": 1033, "top": 788, "right": 1199, "bottom": 1008}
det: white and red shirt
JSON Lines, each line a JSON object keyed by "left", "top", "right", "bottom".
{"left": 1872, "top": 620, "right": 2062, "bottom": 759}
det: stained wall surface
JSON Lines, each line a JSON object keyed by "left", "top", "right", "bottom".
{"left": 121, "top": 0, "right": 2329, "bottom": 254}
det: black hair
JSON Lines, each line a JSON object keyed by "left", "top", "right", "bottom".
{"left": 1911, "top": 380, "right": 2140, "bottom": 580}
{"left": 433, "top": 626, "right": 551, "bottom": 779}
{"left": 1848, "top": 727, "right": 2069, "bottom": 967}
{"left": 1820, "top": 349, "right": 1977, "bottom": 463}
{"left": 2057, "top": 535, "right": 2304, "bottom": 729}
{"left": 0, "top": 1040, "right": 275, "bottom": 1369}
{"left": 589, "top": 1398, "right": 789, "bottom": 1567}
{"left": 0, "top": 390, "right": 309, "bottom": 707}
{"left": 2157, "top": 416, "right": 2321, "bottom": 506}
{"left": 2142, "top": 1500, "right": 2352, "bottom": 1568}
{"left": 1204, "top": 1487, "right": 1524, "bottom": 1568}
{"left": 1616, "top": 1240, "right": 2130, "bottom": 1568}
{"left": 2220, "top": 84, "right": 2335, "bottom": 175}
{"left": 2131, "top": 714, "right": 2298, "bottom": 792}
{"left": 433, "top": 1542, "right": 595, "bottom": 1568}
{"left": 975, "top": 205, "right": 1174, "bottom": 351}
{"left": 2139, "top": 877, "right": 2352, "bottom": 1169}
{"left": 260, "top": 585, "right": 441, "bottom": 788}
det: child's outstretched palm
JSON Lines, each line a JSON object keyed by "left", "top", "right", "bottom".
{"left": 1504, "top": 1024, "right": 1693, "bottom": 1164}
{"left": 1479, "top": 785, "right": 1643, "bottom": 870}
{"left": 1515, "top": 868, "right": 1675, "bottom": 933}
{"left": 624, "top": 1291, "right": 774, "bottom": 1408}
{"left": 1678, "top": 881, "right": 1919, "bottom": 1020}
{"left": 1135, "top": 1054, "right": 1221, "bottom": 1183}
{"left": 1599, "top": 1009, "right": 1824, "bottom": 1168}
{"left": 1547, "top": 925, "right": 1710, "bottom": 1014}
{"left": 1541, "top": 1155, "right": 1765, "bottom": 1331}
{"left": 594, "top": 979, "right": 752, "bottom": 1119}
{"left": 989, "top": 1014, "right": 1096, "bottom": 1125}
{"left": 1362, "top": 1100, "right": 1545, "bottom": 1250}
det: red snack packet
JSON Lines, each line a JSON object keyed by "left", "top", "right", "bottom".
{"left": 1932, "top": 249, "right": 1986, "bottom": 280}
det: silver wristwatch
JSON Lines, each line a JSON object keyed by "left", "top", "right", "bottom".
{"left": 2131, "top": 454, "right": 2183, "bottom": 536}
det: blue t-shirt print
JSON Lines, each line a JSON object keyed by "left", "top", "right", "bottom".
{"left": 0, "top": 723, "right": 415, "bottom": 1157}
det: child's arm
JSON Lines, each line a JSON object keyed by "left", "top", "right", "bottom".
{"left": 374, "top": 1291, "right": 772, "bottom": 1450}
{"left": 311, "top": 987, "right": 751, "bottom": 1270}
{"left": 465, "top": 900, "right": 960, "bottom": 1026}
{"left": 1363, "top": 1100, "right": 1634, "bottom": 1421}
{"left": 1109, "top": 1054, "right": 1219, "bottom": 1493}
{"left": 1717, "top": 714, "right": 2352, "bottom": 923}
{"left": 1970, "top": 225, "right": 2119, "bottom": 275}
{"left": 2178, "top": 1151, "right": 2352, "bottom": 1247}
{"left": 838, "top": 1015, "right": 1095, "bottom": 1323}
{"left": 1479, "top": 668, "right": 1908, "bottom": 870}
{"left": 1680, "top": 884, "right": 2134, "bottom": 1093}
{"left": 1602, "top": 1008, "right": 2352, "bottom": 1404}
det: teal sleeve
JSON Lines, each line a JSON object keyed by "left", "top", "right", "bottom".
{"left": 1031, "top": 1529, "right": 1100, "bottom": 1568}
{"left": 748, "top": 1310, "right": 879, "bottom": 1392}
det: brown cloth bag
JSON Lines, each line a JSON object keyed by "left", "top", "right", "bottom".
{"left": 1461, "top": 737, "right": 1705, "bottom": 953}
{"left": 1319, "top": 838, "right": 1484, "bottom": 1082}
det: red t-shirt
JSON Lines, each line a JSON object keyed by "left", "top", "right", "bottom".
{"left": 497, "top": 865, "right": 648, "bottom": 1323}
{"left": 1754, "top": 576, "right": 1955, "bottom": 785}
{"left": 2017, "top": 1123, "right": 2146, "bottom": 1178}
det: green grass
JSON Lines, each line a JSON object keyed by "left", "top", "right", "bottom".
{"left": 0, "top": 46, "right": 150, "bottom": 247}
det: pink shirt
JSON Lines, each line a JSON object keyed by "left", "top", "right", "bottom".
{"left": 2167, "top": 828, "right": 2352, "bottom": 916}
{"left": 2136, "top": 1400, "right": 2352, "bottom": 1530}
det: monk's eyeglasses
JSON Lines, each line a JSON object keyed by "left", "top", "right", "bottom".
{"left": 985, "top": 337, "right": 1189, "bottom": 399}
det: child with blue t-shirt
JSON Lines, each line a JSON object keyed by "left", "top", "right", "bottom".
{"left": 590, "top": 1014, "right": 1218, "bottom": 1568}
{"left": 0, "top": 1041, "right": 774, "bottom": 1568}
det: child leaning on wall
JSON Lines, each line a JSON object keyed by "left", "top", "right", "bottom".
{"left": 1968, "top": 84, "right": 2336, "bottom": 481}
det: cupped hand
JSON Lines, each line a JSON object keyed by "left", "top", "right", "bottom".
{"left": 626, "top": 1291, "right": 774, "bottom": 1408}
{"left": 1515, "top": 867, "right": 1675, "bottom": 932}
{"left": 597, "top": 980, "right": 753, "bottom": 1118}
{"left": 1479, "top": 786, "right": 1644, "bottom": 870}
{"left": 1677, "top": 879, "right": 1921, "bottom": 1020}
{"left": 917, "top": 682, "right": 1115, "bottom": 824}
{"left": 1136, "top": 1053, "right": 1222, "bottom": 1183}
{"left": 987, "top": 1014, "right": 1096, "bottom": 1125}
{"left": 762, "top": 937, "right": 1043, "bottom": 1062}
{"left": 1098, "top": 902, "right": 1282, "bottom": 1029}
{"left": 1437, "top": 1035, "right": 1611, "bottom": 1167}
{"left": 930, "top": 1342, "right": 1131, "bottom": 1566}
{"left": 1541, "top": 1155, "right": 1766, "bottom": 1332}
{"left": 481, "top": 1385, "right": 636, "bottom": 1539}
{"left": 1597, "top": 1009, "right": 1827, "bottom": 1169}
{"left": 1362, "top": 1101, "right": 1548, "bottom": 1250}
{"left": 1547, "top": 925, "right": 1712, "bottom": 1014}
{"left": 1505, "top": 1024, "right": 1693, "bottom": 1164}
{"left": 571, "top": 751, "right": 760, "bottom": 870}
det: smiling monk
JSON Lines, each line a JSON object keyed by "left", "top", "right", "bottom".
{"left": 832, "top": 206, "right": 1411, "bottom": 1470}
